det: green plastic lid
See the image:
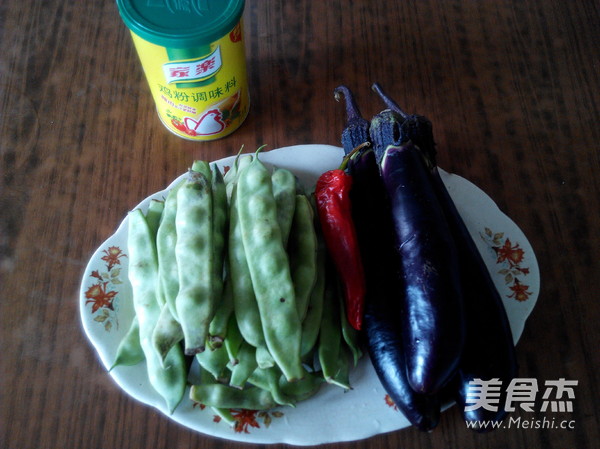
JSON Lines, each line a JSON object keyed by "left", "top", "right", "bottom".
{"left": 117, "top": 0, "right": 245, "bottom": 48}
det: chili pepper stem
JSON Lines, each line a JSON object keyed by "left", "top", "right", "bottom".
{"left": 339, "top": 142, "right": 371, "bottom": 171}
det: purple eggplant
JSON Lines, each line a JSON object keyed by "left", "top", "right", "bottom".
{"left": 381, "top": 142, "right": 465, "bottom": 395}
{"left": 432, "top": 166, "right": 518, "bottom": 430}
{"left": 349, "top": 149, "right": 441, "bottom": 431}
{"left": 372, "top": 83, "right": 518, "bottom": 429}
{"left": 365, "top": 307, "right": 441, "bottom": 431}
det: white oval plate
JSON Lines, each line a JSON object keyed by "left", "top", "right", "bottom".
{"left": 80, "top": 144, "right": 540, "bottom": 445}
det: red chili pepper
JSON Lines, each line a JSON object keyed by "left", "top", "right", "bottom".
{"left": 315, "top": 168, "right": 366, "bottom": 330}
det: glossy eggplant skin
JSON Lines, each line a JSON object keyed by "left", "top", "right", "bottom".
{"left": 380, "top": 143, "right": 465, "bottom": 395}
{"left": 430, "top": 167, "right": 518, "bottom": 430}
{"left": 365, "top": 308, "right": 441, "bottom": 431}
{"left": 350, "top": 149, "right": 440, "bottom": 431}
{"left": 390, "top": 103, "right": 518, "bottom": 427}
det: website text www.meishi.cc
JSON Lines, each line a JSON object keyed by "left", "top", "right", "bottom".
{"left": 466, "top": 415, "right": 576, "bottom": 430}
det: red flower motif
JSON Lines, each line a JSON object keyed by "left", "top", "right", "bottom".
{"left": 482, "top": 229, "right": 533, "bottom": 303}
{"left": 384, "top": 394, "right": 398, "bottom": 410}
{"left": 101, "top": 246, "right": 126, "bottom": 271}
{"left": 508, "top": 280, "right": 532, "bottom": 302}
{"left": 231, "top": 409, "right": 261, "bottom": 433}
{"left": 85, "top": 282, "right": 117, "bottom": 313}
{"left": 495, "top": 239, "right": 525, "bottom": 267}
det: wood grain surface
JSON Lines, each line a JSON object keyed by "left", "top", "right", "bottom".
{"left": 1, "top": 0, "right": 599, "bottom": 448}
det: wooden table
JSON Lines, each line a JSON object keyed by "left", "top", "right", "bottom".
{"left": 2, "top": 1, "right": 599, "bottom": 448}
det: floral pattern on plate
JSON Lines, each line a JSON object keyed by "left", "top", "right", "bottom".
{"left": 480, "top": 228, "right": 533, "bottom": 302}
{"left": 84, "top": 246, "right": 127, "bottom": 331}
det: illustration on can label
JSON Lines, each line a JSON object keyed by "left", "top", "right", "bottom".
{"left": 169, "top": 90, "right": 242, "bottom": 138}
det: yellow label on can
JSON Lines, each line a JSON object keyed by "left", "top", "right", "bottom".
{"left": 131, "top": 22, "right": 249, "bottom": 141}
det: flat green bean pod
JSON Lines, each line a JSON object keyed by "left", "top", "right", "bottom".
{"left": 237, "top": 156, "right": 304, "bottom": 382}
{"left": 127, "top": 209, "right": 186, "bottom": 413}
{"left": 229, "top": 340, "right": 258, "bottom": 389}
{"left": 195, "top": 341, "right": 230, "bottom": 383}
{"left": 196, "top": 366, "right": 236, "bottom": 426}
{"left": 222, "top": 145, "right": 245, "bottom": 184}
{"left": 211, "top": 407, "right": 236, "bottom": 427}
{"left": 228, "top": 184, "right": 267, "bottom": 349}
{"left": 224, "top": 152, "right": 252, "bottom": 199}
{"left": 151, "top": 304, "right": 184, "bottom": 365}
{"left": 146, "top": 199, "right": 164, "bottom": 232}
{"left": 191, "top": 160, "right": 212, "bottom": 179}
{"left": 248, "top": 366, "right": 295, "bottom": 407}
{"left": 175, "top": 171, "right": 216, "bottom": 355}
{"left": 339, "top": 291, "right": 363, "bottom": 366}
{"left": 300, "top": 237, "right": 326, "bottom": 358}
{"left": 271, "top": 167, "right": 297, "bottom": 247}
{"left": 330, "top": 345, "right": 352, "bottom": 390}
{"left": 110, "top": 315, "right": 144, "bottom": 370}
{"left": 146, "top": 199, "right": 165, "bottom": 307}
{"left": 288, "top": 194, "right": 318, "bottom": 321}
{"left": 189, "top": 384, "right": 277, "bottom": 411}
{"left": 279, "top": 371, "right": 325, "bottom": 402}
{"left": 210, "top": 163, "right": 228, "bottom": 304}
{"left": 208, "top": 266, "right": 234, "bottom": 347}
{"left": 156, "top": 180, "right": 183, "bottom": 320}
{"left": 224, "top": 313, "right": 244, "bottom": 365}
{"left": 317, "top": 265, "right": 350, "bottom": 389}
{"left": 255, "top": 345, "right": 275, "bottom": 369}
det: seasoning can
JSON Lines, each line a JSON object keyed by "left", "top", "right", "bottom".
{"left": 116, "top": 0, "right": 249, "bottom": 141}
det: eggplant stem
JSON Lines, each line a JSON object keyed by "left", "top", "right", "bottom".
{"left": 371, "top": 83, "right": 409, "bottom": 119}
{"left": 334, "top": 85, "right": 365, "bottom": 123}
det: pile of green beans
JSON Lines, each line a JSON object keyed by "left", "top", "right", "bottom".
{"left": 114, "top": 149, "right": 362, "bottom": 420}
